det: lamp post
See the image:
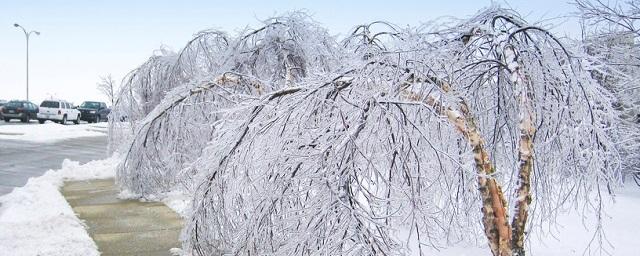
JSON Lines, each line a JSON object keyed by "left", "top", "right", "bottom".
{"left": 13, "top": 23, "right": 40, "bottom": 101}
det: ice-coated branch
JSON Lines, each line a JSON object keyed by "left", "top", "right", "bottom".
{"left": 106, "top": 7, "right": 621, "bottom": 256}
{"left": 575, "top": 0, "right": 640, "bottom": 185}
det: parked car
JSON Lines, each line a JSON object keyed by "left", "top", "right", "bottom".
{"left": 0, "top": 100, "right": 7, "bottom": 119}
{"left": 37, "top": 99, "right": 81, "bottom": 124}
{"left": 2, "top": 100, "right": 39, "bottom": 123}
{"left": 78, "top": 101, "right": 110, "bottom": 123}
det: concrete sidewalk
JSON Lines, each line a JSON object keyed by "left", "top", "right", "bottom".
{"left": 62, "top": 179, "right": 182, "bottom": 256}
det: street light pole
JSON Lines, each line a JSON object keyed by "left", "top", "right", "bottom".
{"left": 13, "top": 23, "right": 40, "bottom": 101}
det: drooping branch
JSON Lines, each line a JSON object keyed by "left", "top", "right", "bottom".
{"left": 107, "top": 7, "right": 621, "bottom": 256}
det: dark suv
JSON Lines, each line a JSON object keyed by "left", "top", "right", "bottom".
{"left": 2, "top": 100, "right": 39, "bottom": 122}
{"left": 0, "top": 100, "right": 7, "bottom": 119}
{"left": 78, "top": 101, "right": 110, "bottom": 123}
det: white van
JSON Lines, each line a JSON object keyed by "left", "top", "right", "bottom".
{"left": 37, "top": 100, "right": 81, "bottom": 124}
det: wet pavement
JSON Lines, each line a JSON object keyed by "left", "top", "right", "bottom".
{"left": 62, "top": 179, "right": 182, "bottom": 256}
{"left": 0, "top": 135, "right": 108, "bottom": 196}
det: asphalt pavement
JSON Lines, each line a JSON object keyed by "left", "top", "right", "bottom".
{"left": 0, "top": 120, "right": 108, "bottom": 195}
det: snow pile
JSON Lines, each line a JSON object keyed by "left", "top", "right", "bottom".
{"left": 0, "top": 156, "right": 118, "bottom": 256}
{"left": 0, "top": 123, "right": 107, "bottom": 143}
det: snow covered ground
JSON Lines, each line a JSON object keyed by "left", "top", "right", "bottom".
{"left": 0, "top": 122, "right": 107, "bottom": 143}
{"left": 0, "top": 155, "right": 637, "bottom": 255}
{"left": 0, "top": 157, "right": 118, "bottom": 256}
{"left": 155, "top": 185, "right": 640, "bottom": 256}
{"left": 405, "top": 183, "right": 640, "bottom": 256}
{"left": 526, "top": 184, "right": 640, "bottom": 256}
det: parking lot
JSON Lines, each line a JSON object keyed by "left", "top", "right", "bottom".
{"left": 0, "top": 120, "right": 108, "bottom": 195}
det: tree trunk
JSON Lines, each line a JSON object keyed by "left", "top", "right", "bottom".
{"left": 504, "top": 45, "right": 536, "bottom": 256}
{"left": 457, "top": 102, "right": 512, "bottom": 256}
{"left": 403, "top": 88, "right": 513, "bottom": 256}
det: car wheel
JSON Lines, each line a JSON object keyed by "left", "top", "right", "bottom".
{"left": 3, "top": 118, "right": 9, "bottom": 122}
{"left": 73, "top": 115, "right": 80, "bottom": 125}
{"left": 61, "top": 115, "right": 67, "bottom": 125}
{"left": 38, "top": 119, "right": 45, "bottom": 124}
{"left": 21, "top": 114, "right": 28, "bottom": 123}
{"left": 95, "top": 115, "right": 100, "bottom": 123}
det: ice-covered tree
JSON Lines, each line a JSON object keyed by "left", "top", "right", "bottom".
{"left": 97, "top": 74, "right": 117, "bottom": 106}
{"left": 109, "top": 8, "right": 620, "bottom": 256}
{"left": 574, "top": 0, "right": 640, "bottom": 183}
{"left": 113, "top": 13, "right": 343, "bottom": 196}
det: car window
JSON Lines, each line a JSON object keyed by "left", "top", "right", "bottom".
{"left": 80, "top": 102, "right": 100, "bottom": 109}
{"left": 6, "top": 102, "right": 23, "bottom": 108}
{"left": 41, "top": 101, "right": 60, "bottom": 108}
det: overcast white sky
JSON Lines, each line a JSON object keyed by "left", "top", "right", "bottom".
{"left": 0, "top": 0, "right": 580, "bottom": 106}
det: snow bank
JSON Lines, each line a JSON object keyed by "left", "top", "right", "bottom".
{"left": 0, "top": 122, "right": 107, "bottom": 143}
{"left": 0, "top": 156, "right": 118, "bottom": 256}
